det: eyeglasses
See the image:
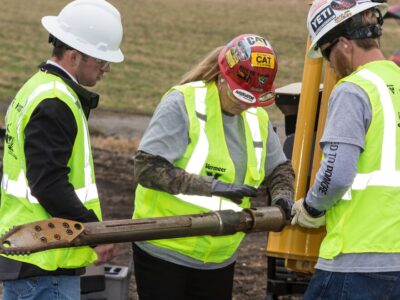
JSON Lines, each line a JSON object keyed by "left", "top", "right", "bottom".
{"left": 79, "top": 51, "right": 110, "bottom": 70}
{"left": 93, "top": 58, "right": 110, "bottom": 70}
{"left": 320, "top": 38, "right": 340, "bottom": 61}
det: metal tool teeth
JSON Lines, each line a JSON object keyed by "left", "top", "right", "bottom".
{"left": 3, "top": 250, "right": 31, "bottom": 256}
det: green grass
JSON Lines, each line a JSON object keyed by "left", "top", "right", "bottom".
{"left": 1, "top": 0, "right": 399, "bottom": 125}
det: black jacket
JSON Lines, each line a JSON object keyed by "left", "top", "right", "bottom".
{"left": 0, "top": 62, "right": 100, "bottom": 279}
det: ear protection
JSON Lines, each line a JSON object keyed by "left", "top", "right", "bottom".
{"left": 343, "top": 8, "right": 383, "bottom": 40}
{"left": 344, "top": 44, "right": 348, "bottom": 49}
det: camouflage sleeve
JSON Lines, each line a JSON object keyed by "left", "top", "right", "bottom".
{"left": 265, "top": 160, "right": 295, "bottom": 202}
{"left": 134, "top": 151, "right": 214, "bottom": 196}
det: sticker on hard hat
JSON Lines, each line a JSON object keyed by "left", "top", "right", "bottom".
{"left": 335, "top": 10, "right": 352, "bottom": 24}
{"left": 258, "top": 75, "right": 267, "bottom": 85}
{"left": 251, "top": 53, "right": 275, "bottom": 69}
{"left": 233, "top": 89, "right": 256, "bottom": 103}
{"left": 237, "top": 66, "right": 254, "bottom": 82}
{"left": 226, "top": 49, "right": 239, "bottom": 68}
{"left": 235, "top": 40, "right": 251, "bottom": 60}
{"left": 259, "top": 91, "right": 275, "bottom": 103}
{"left": 245, "top": 36, "right": 270, "bottom": 48}
{"left": 331, "top": 0, "right": 356, "bottom": 11}
{"left": 311, "top": 5, "right": 335, "bottom": 35}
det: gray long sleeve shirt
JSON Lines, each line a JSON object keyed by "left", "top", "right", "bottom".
{"left": 306, "top": 82, "right": 400, "bottom": 272}
{"left": 136, "top": 89, "right": 288, "bottom": 269}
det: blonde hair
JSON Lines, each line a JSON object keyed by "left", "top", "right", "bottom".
{"left": 179, "top": 46, "right": 224, "bottom": 85}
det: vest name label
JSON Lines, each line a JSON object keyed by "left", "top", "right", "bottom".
{"left": 205, "top": 163, "right": 226, "bottom": 173}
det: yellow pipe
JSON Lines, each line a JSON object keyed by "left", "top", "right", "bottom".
{"left": 310, "top": 65, "right": 338, "bottom": 182}
{"left": 292, "top": 37, "right": 323, "bottom": 200}
{"left": 266, "top": 0, "right": 341, "bottom": 274}
{"left": 284, "top": 64, "right": 338, "bottom": 272}
{"left": 267, "top": 37, "right": 323, "bottom": 271}
{"left": 266, "top": 0, "right": 342, "bottom": 275}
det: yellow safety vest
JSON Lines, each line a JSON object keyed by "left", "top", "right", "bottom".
{"left": 320, "top": 61, "right": 400, "bottom": 259}
{"left": 133, "top": 80, "right": 268, "bottom": 263}
{"left": 0, "top": 70, "right": 101, "bottom": 270}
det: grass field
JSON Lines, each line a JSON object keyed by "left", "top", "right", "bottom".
{"left": 0, "top": 0, "right": 399, "bottom": 123}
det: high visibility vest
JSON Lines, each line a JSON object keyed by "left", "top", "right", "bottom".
{"left": 0, "top": 70, "right": 102, "bottom": 270}
{"left": 320, "top": 61, "right": 400, "bottom": 259}
{"left": 133, "top": 81, "right": 268, "bottom": 263}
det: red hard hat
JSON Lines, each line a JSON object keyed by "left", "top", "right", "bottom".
{"left": 218, "top": 34, "right": 278, "bottom": 107}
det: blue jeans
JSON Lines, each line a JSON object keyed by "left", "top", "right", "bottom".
{"left": 304, "top": 270, "right": 400, "bottom": 300}
{"left": 2, "top": 275, "right": 80, "bottom": 300}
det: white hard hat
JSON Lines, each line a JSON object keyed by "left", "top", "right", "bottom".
{"left": 307, "top": 0, "right": 388, "bottom": 58}
{"left": 42, "top": 0, "right": 124, "bottom": 63}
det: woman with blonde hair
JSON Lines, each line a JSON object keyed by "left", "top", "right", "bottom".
{"left": 132, "top": 34, "right": 294, "bottom": 300}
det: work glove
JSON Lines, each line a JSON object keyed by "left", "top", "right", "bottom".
{"left": 211, "top": 180, "right": 257, "bottom": 204}
{"left": 272, "top": 198, "right": 294, "bottom": 221}
{"left": 291, "top": 198, "right": 325, "bottom": 228}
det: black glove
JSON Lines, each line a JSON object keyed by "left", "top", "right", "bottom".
{"left": 273, "top": 198, "right": 294, "bottom": 221}
{"left": 211, "top": 180, "right": 257, "bottom": 204}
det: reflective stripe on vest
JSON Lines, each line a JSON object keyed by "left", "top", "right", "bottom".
{"left": 319, "top": 61, "right": 400, "bottom": 259}
{"left": 176, "top": 82, "right": 263, "bottom": 212}
{"left": 342, "top": 68, "right": 399, "bottom": 200}
{"left": 1, "top": 81, "right": 98, "bottom": 203}
{"left": 245, "top": 107, "right": 263, "bottom": 172}
{"left": 133, "top": 80, "right": 268, "bottom": 263}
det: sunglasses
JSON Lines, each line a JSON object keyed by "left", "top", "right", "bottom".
{"left": 320, "top": 38, "right": 340, "bottom": 61}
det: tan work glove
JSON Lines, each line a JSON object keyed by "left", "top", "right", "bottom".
{"left": 291, "top": 198, "right": 325, "bottom": 228}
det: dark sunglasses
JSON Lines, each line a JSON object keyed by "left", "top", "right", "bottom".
{"left": 320, "top": 38, "right": 340, "bottom": 61}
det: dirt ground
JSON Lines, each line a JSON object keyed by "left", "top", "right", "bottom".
{"left": 0, "top": 110, "right": 275, "bottom": 300}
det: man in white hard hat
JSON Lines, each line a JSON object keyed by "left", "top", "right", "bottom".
{"left": 291, "top": 0, "right": 400, "bottom": 298}
{"left": 0, "top": 0, "right": 124, "bottom": 299}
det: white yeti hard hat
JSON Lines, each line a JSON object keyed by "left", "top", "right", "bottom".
{"left": 41, "top": 0, "right": 124, "bottom": 63}
{"left": 307, "top": 0, "right": 388, "bottom": 58}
